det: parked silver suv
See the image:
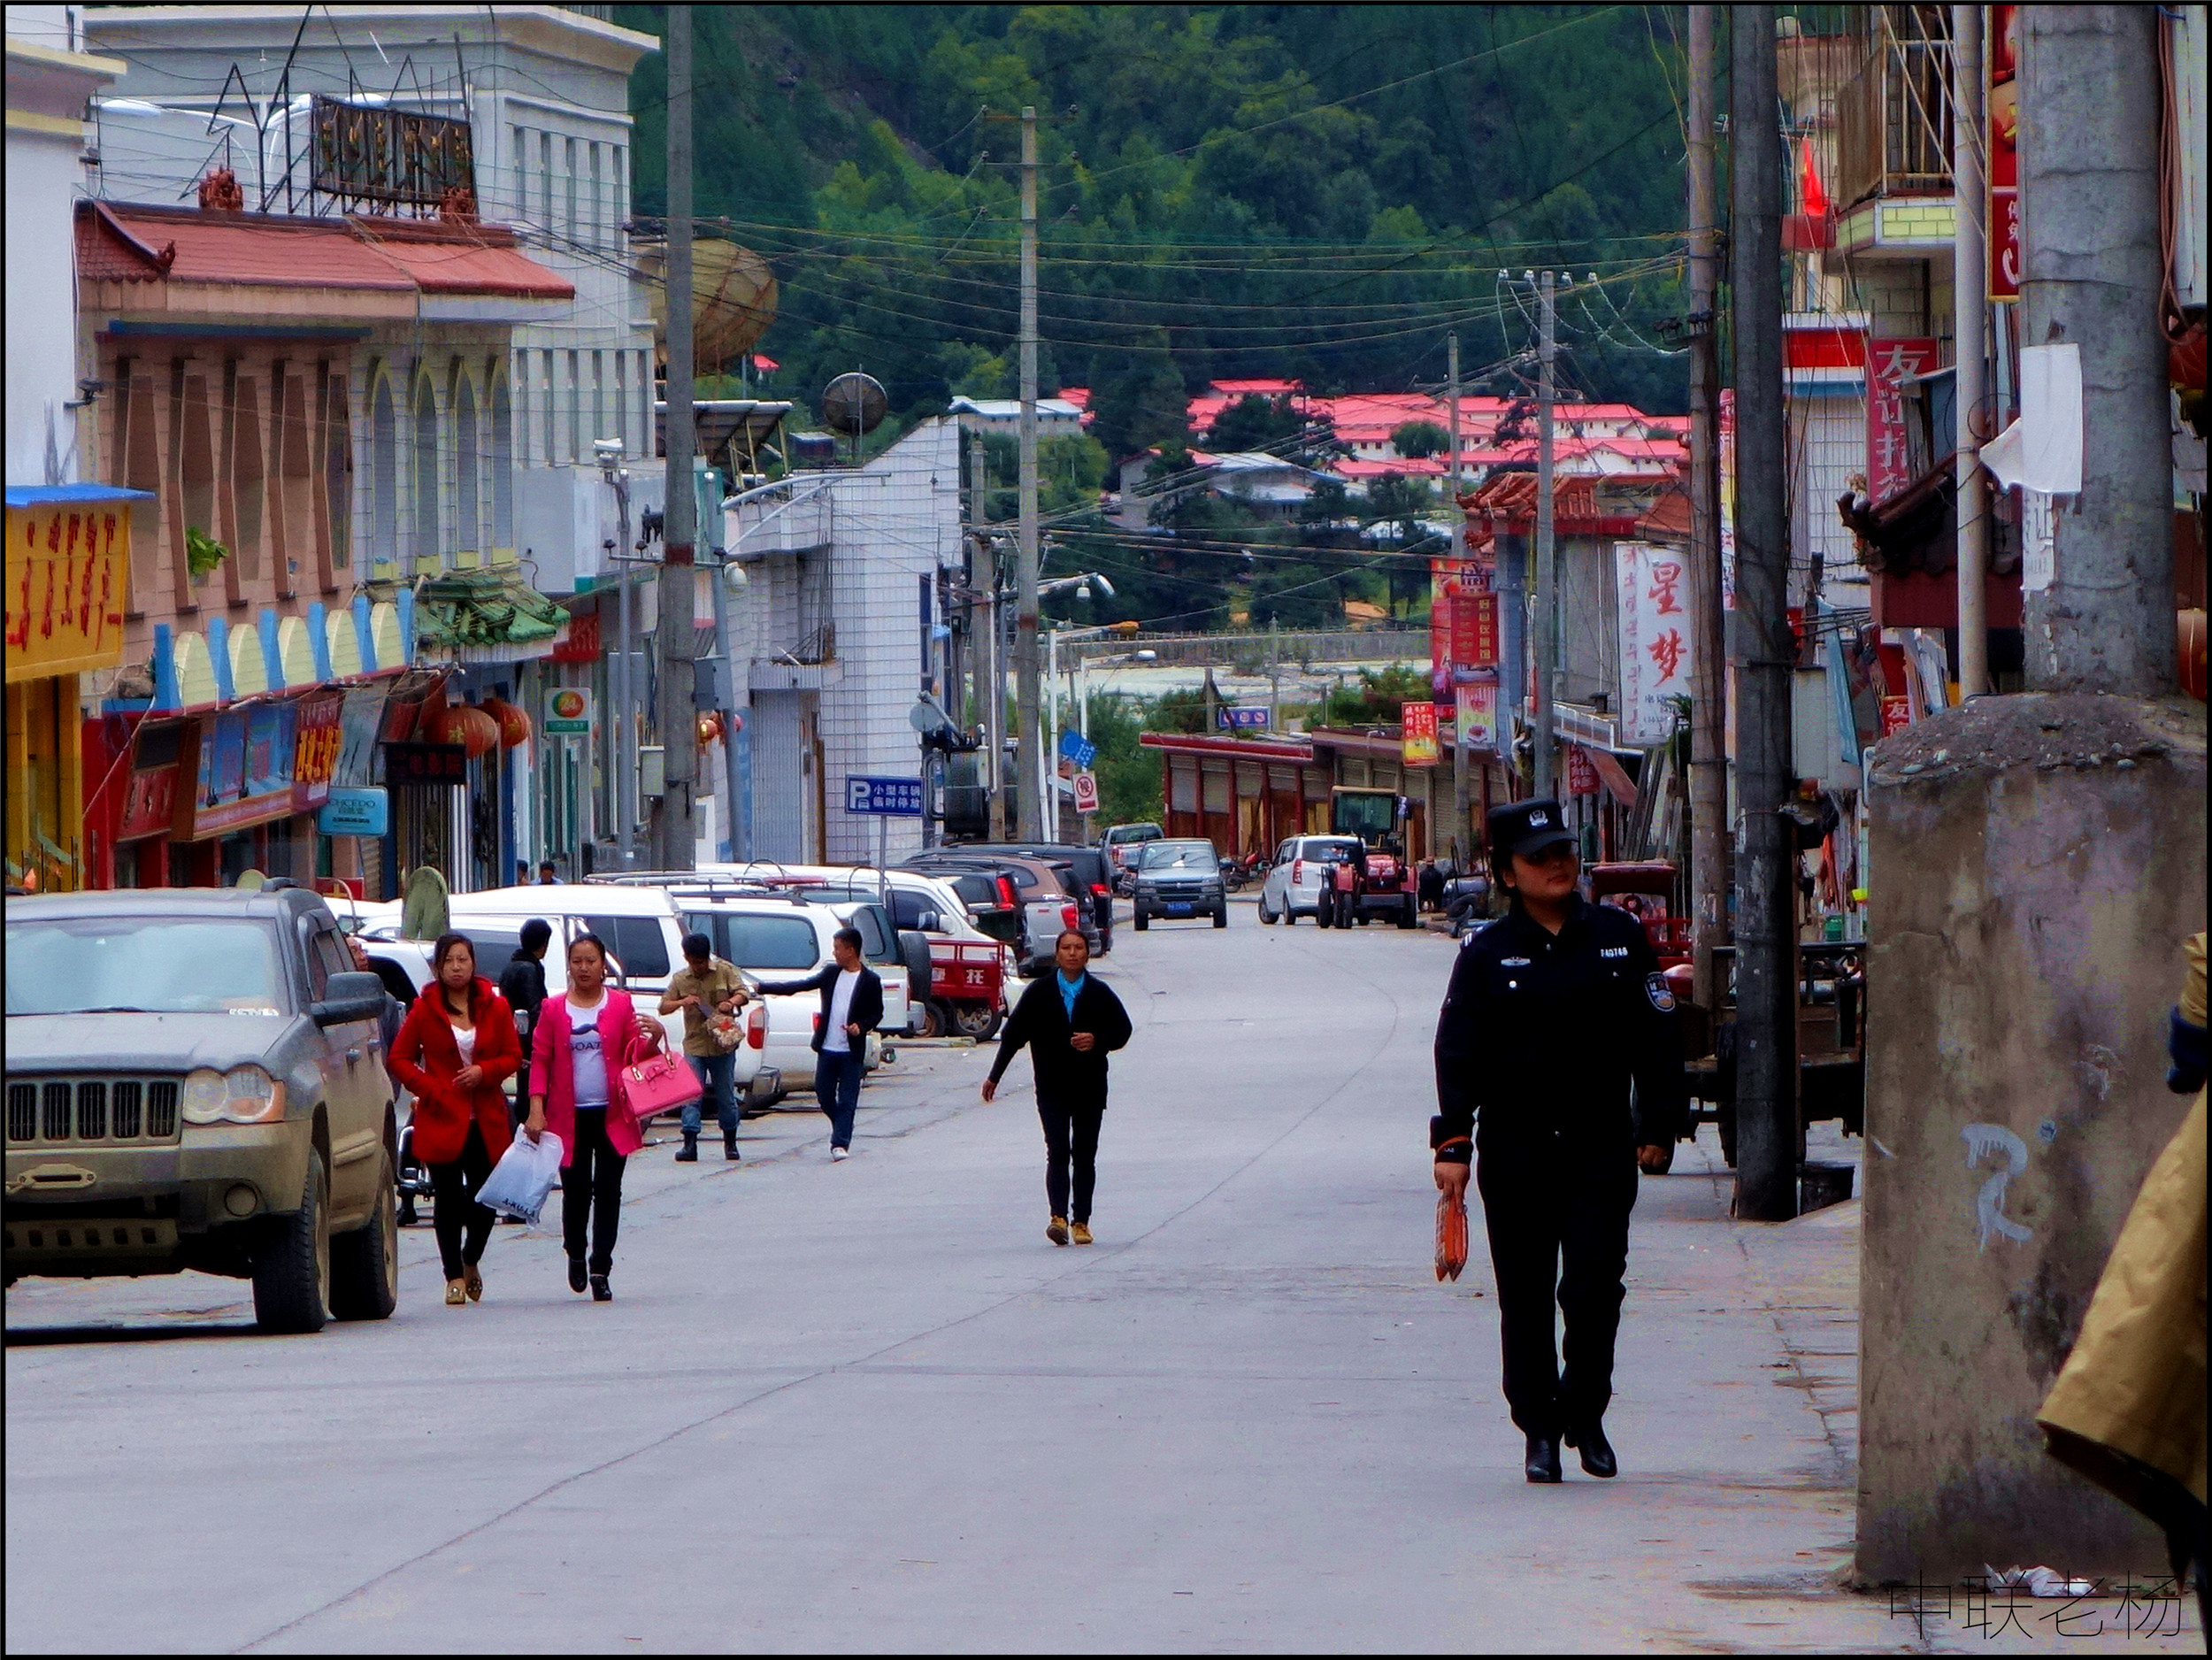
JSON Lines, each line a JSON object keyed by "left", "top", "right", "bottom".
{"left": 4, "top": 888, "right": 401, "bottom": 1333}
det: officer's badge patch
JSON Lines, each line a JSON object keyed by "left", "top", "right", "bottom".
{"left": 1646, "top": 972, "right": 1676, "bottom": 1012}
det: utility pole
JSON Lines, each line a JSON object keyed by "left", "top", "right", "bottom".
{"left": 2018, "top": 6, "right": 2173, "bottom": 693}
{"left": 1686, "top": 4, "right": 1729, "bottom": 1004}
{"left": 1730, "top": 4, "right": 1797, "bottom": 1221}
{"left": 1448, "top": 328, "right": 1470, "bottom": 863}
{"left": 1012, "top": 104, "right": 1042, "bottom": 840}
{"left": 1953, "top": 4, "right": 1989, "bottom": 697}
{"left": 652, "top": 4, "right": 697, "bottom": 872}
{"left": 1532, "top": 271, "right": 1558, "bottom": 799}
{"left": 970, "top": 434, "right": 1007, "bottom": 839}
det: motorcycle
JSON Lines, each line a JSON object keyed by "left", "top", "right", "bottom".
{"left": 1219, "top": 851, "right": 1264, "bottom": 892}
{"left": 1442, "top": 874, "right": 1492, "bottom": 940}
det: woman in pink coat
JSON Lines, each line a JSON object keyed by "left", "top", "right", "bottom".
{"left": 525, "top": 934, "right": 661, "bottom": 1301}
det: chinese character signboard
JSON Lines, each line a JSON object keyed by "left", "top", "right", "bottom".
{"left": 551, "top": 608, "right": 601, "bottom": 665}
{"left": 1431, "top": 559, "right": 1495, "bottom": 693}
{"left": 1868, "top": 337, "right": 1939, "bottom": 504}
{"left": 290, "top": 691, "right": 344, "bottom": 811}
{"left": 845, "top": 775, "right": 924, "bottom": 816}
{"left": 1401, "top": 701, "right": 1440, "bottom": 766}
{"left": 384, "top": 742, "right": 470, "bottom": 785}
{"left": 1566, "top": 744, "right": 1599, "bottom": 797}
{"left": 1455, "top": 682, "right": 1497, "bottom": 754}
{"left": 1616, "top": 542, "right": 1694, "bottom": 747}
{"left": 1455, "top": 592, "right": 1500, "bottom": 670}
{"left": 4, "top": 499, "right": 134, "bottom": 683}
{"left": 1989, "top": 5, "right": 2020, "bottom": 300}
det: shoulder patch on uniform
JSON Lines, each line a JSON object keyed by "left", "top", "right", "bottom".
{"left": 1646, "top": 972, "right": 1676, "bottom": 1012}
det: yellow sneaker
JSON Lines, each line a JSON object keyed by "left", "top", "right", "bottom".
{"left": 1046, "top": 1215, "right": 1070, "bottom": 1246}
{"left": 1070, "top": 1222, "right": 1094, "bottom": 1246}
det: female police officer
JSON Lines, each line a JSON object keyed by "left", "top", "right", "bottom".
{"left": 1431, "top": 798, "right": 1686, "bottom": 1483}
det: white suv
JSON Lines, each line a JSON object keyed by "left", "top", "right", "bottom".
{"left": 1257, "top": 835, "right": 1364, "bottom": 925}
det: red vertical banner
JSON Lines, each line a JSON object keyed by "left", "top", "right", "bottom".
{"left": 1989, "top": 4, "right": 2020, "bottom": 300}
{"left": 1565, "top": 744, "right": 1598, "bottom": 796}
{"left": 1867, "top": 337, "right": 1940, "bottom": 503}
{"left": 1402, "top": 701, "right": 1440, "bottom": 766}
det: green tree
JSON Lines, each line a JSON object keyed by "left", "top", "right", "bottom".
{"left": 1203, "top": 393, "right": 1306, "bottom": 454}
{"left": 1085, "top": 694, "right": 1162, "bottom": 825}
{"left": 1390, "top": 420, "right": 1451, "bottom": 458}
{"left": 1088, "top": 330, "right": 1189, "bottom": 459}
{"left": 1322, "top": 664, "right": 1431, "bottom": 726}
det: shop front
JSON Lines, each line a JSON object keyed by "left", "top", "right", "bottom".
{"left": 4, "top": 483, "right": 150, "bottom": 892}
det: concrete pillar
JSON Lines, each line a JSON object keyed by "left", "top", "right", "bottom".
{"left": 1855, "top": 694, "right": 2205, "bottom": 1580}
{"left": 2017, "top": 6, "right": 2174, "bottom": 694}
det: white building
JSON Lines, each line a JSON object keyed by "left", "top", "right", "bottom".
{"left": 948, "top": 396, "right": 1087, "bottom": 437}
{"left": 6, "top": 4, "right": 119, "bottom": 487}
{"left": 78, "top": 4, "right": 660, "bottom": 588}
{"left": 725, "top": 419, "right": 964, "bottom": 864}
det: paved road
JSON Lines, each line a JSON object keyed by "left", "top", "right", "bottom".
{"left": 2, "top": 911, "right": 2185, "bottom": 1652}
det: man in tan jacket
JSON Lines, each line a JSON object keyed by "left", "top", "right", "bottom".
{"left": 2039, "top": 934, "right": 2206, "bottom": 1626}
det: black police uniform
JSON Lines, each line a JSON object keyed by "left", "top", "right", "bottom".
{"left": 1431, "top": 801, "right": 1687, "bottom": 1447}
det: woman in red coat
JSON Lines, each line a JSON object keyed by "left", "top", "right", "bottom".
{"left": 390, "top": 933, "right": 521, "bottom": 1305}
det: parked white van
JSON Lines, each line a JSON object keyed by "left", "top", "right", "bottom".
{"left": 1256, "top": 834, "right": 1364, "bottom": 925}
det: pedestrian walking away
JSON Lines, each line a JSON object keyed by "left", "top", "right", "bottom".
{"left": 755, "top": 928, "right": 881, "bottom": 1160}
{"left": 526, "top": 934, "right": 661, "bottom": 1300}
{"left": 1432, "top": 798, "right": 1686, "bottom": 1484}
{"left": 388, "top": 933, "right": 522, "bottom": 1307}
{"left": 498, "top": 918, "right": 553, "bottom": 1130}
{"left": 1328, "top": 847, "right": 1360, "bottom": 928}
{"left": 661, "top": 931, "right": 751, "bottom": 1162}
{"left": 982, "top": 929, "right": 1133, "bottom": 1247}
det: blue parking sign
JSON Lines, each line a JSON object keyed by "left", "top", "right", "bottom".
{"left": 1057, "top": 729, "right": 1097, "bottom": 769}
{"left": 845, "top": 775, "right": 924, "bottom": 817}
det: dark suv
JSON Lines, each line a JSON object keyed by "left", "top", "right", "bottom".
{"left": 946, "top": 842, "right": 1115, "bottom": 950}
{"left": 4, "top": 887, "right": 402, "bottom": 1333}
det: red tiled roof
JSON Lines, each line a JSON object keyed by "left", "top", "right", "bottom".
{"left": 351, "top": 219, "right": 573, "bottom": 299}
{"left": 76, "top": 202, "right": 572, "bottom": 300}
{"left": 1637, "top": 481, "right": 1694, "bottom": 542}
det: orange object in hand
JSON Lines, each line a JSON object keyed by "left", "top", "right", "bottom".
{"left": 1435, "top": 1192, "right": 1469, "bottom": 1282}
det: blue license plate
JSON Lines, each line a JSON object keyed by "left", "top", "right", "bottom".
{"left": 1165, "top": 903, "right": 1194, "bottom": 917}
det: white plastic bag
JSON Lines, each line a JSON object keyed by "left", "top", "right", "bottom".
{"left": 477, "top": 1130, "right": 564, "bottom": 1225}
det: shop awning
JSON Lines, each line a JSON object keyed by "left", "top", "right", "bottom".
{"left": 411, "top": 568, "right": 565, "bottom": 660}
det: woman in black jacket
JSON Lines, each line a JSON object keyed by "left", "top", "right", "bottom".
{"left": 982, "top": 929, "right": 1133, "bottom": 1245}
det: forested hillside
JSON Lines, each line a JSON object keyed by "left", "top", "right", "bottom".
{"left": 618, "top": 5, "right": 1696, "bottom": 439}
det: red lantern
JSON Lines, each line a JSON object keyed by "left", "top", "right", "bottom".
{"left": 430, "top": 702, "right": 500, "bottom": 759}
{"left": 482, "top": 695, "right": 532, "bottom": 749}
{"left": 696, "top": 711, "right": 723, "bottom": 746}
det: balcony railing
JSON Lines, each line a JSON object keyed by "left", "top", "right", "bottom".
{"left": 1835, "top": 6, "right": 1955, "bottom": 208}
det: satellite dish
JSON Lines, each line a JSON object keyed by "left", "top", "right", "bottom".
{"left": 820, "top": 373, "right": 887, "bottom": 436}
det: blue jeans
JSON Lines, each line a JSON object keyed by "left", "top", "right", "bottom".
{"left": 813, "top": 1046, "right": 865, "bottom": 1148}
{"left": 683, "top": 1051, "right": 738, "bottom": 1139}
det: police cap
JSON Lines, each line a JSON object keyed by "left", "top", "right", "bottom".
{"left": 1487, "top": 797, "right": 1577, "bottom": 862}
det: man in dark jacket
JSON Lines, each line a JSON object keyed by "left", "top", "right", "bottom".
{"left": 983, "top": 929, "right": 1133, "bottom": 1245}
{"left": 497, "top": 918, "right": 553, "bottom": 1126}
{"left": 757, "top": 927, "right": 882, "bottom": 1161}
{"left": 1432, "top": 798, "right": 1686, "bottom": 1485}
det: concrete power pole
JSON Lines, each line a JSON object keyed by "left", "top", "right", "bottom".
{"left": 1448, "top": 328, "right": 1470, "bottom": 863}
{"left": 1686, "top": 4, "right": 1729, "bottom": 1005}
{"left": 1012, "top": 105, "right": 1042, "bottom": 841}
{"left": 2018, "top": 6, "right": 2174, "bottom": 692}
{"left": 1953, "top": 4, "right": 1990, "bottom": 698}
{"left": 653, "top": 4, "right": 697, "bottom": 872}
{"left": 969, "top": 432, "right": 1006, "bottom": 840}
{"left": 1532, "top": 271, "right": 1558, "bottom": 799}
{"left": 1730, "top": 5, "right": 1797, "bottom": 1221}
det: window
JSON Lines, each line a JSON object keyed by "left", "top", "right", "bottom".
{"left": 539, "top": 130, "right": 552, "bottom": 227}
{"left": 490, "top": 371, "right": 513, "bottom": 547}
{"left": 613, "top": 144, "right": 626, "bottom": 227}
{"left": 511, "top": 124, "right": 526, "bottom": 220}
{"left": 564, "top": 136, "right": 577, "bottom": 234}
{"left": 846, "top": 906, "right": 894, "bottom": 964}
{"left": 636, "top": 350, "right": 650, "bottom": 456}
{"left": 566, "top": 350, "right": 581, "bottom": 463}
{"left": 589, "top": 350, "right": 603, "bottom": 448}
{"left": 888, "top": 889, "right": 931, "bottom": 930}
{"left": 453, "top": 374, "right": 479, "bottom": 556}
{"left": 5, "top": 918, "right": 286, "bottom": 1016}
{"left": 614, "top": 351, "right": 627, "bottom": 457}
{"left": 588, "top": 141, "right": 602, "bottom": 246}
{"left": 699, "top": 913, "right": 822, "bottom": 971}
{"left": 324, "top": 372, "right": 351, "bottom": 573}
{"left": 581, "top": 915, "right": 669, "bottom": 980}
{"left": 369, "top": 376, "right": 397, "bottom": 566}
{"left": 540, "top": 349, "right": 555, "bottom": 464}
{"left": 411, "top": 375, "right": 440, "bottom": 570}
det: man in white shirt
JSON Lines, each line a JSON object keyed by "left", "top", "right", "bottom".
{"left": 756, "top": 927, "right": 883, "bottom": 1160}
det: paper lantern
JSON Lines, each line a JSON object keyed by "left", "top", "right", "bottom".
{"left": 696, "top": 711, "right": 723, "bottom": 746}
{"left": 482, "top": 696, "right": 532, "bottom": 749}
{"left": 430, "top": 702, "right": 500, "bottom": 759}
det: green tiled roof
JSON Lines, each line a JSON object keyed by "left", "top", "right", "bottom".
{"left": 411, "top": 568, "right": 565, "bottom": 648}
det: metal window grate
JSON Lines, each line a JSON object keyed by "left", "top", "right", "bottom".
{"left": 42, "top": 1082, "right": 72, "bottom": 1141}
{"left": 147, "top": 1080, "right": 178, "bottom": 1139}
{"left": 75, "top": 1081, "right": 107, "bottom": 1141}
{"left": 111, "top": 1080, "right": 142, "bottom": 1140}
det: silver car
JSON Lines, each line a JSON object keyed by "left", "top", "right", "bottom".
{"left": 1257, "top": 835, "right": 1363, "bottom": 925}
{"left": 1130, "top": 839, "right": 1228, "bottom": 930}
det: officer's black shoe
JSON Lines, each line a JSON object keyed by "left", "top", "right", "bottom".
{"left": 1525, "top": 1433, "right": 1563, "bottom": 1484}
{"left": 1563, "top": 1422, "right": 1617, "bottom": 1479}
{"left": 675, "top": 1133, "right": 699, "bottom": 1162}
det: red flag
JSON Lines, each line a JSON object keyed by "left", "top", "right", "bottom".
{"left": 1799, "top": 136, "right": 1829, "bottom": 219}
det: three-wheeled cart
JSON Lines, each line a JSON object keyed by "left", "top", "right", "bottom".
{"left": 924, "top": 938, "right": 1006, "bottom": 1041}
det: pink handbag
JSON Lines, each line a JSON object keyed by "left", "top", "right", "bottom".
{"left": 618, "top": 1041, "right": 702, "bottom": 1133}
